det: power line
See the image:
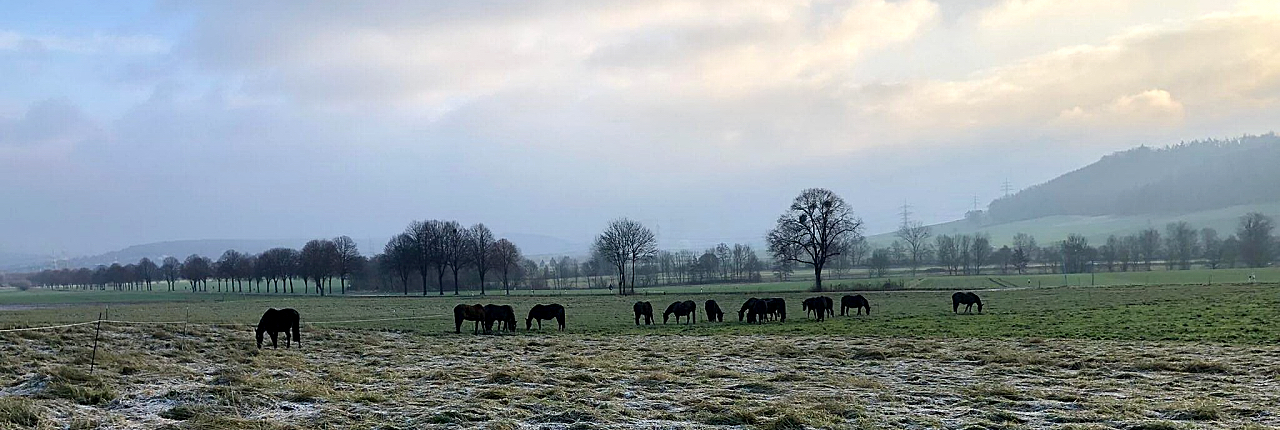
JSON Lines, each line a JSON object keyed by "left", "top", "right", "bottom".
{"left": 899, "top": 203, "right": 913, "bottom": 227}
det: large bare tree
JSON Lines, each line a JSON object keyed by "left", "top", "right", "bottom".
{"left": 469, "top": 224, "right": 495, "bottom": 295}
{"left": 895, "top": 221, "right": 932, "bottom": 275}
{"left": 441, "top": 221, "right": 468, "bottom": 295}
{"left": 490, "top": 238, "right": 522, "bottom": 295}
{"left": 766, "top": 188, "right": 863, "bottom": 291}
{"left": 300, "top": 239, "right": 339, "bottom": 296}
{"left": 1238, "top": 212, "right": 1274, "bottom": 268}
{"left": 383, "top": 233, "right": 416, "bottom": 295}
{"left": 593, "top": 218, "right": 657, "bottom": 295}
{"left": 333, "top": 235, "right": 361, "bottom": 294}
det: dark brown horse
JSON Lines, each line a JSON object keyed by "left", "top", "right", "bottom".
{"left": 483, "top": 304, "right": 517, "bottom": 333}
{"left": 526, "top": 303, "right": 566, "bottom": 330}
{"left": 256, "top": 308, "right": 300, "bottom": 349}
{"left": 764, "top": 298, "right": 787, "bottom": 322}
{"left": 802, "top": 297, "right": 830, "bottom": 321}
{"left": 823, "top": 296, "right": 834, "bottom": 317}
{"left": 634, "top": 301, "right": 654, "bottom": 325}
{"left": 454, "top": 303, "right": 486, "bottom": 333}
{"left": 952, "top": 292, "right": 983, "bottom": 314}
{"left": 739, "top": 298, "right": 769, "bottom": 323}
{"left": 663, "top": 300, "right": 697, "bottom": 324}
{"left": 840, "top": 294, "right": 870, "bottom": 316}
{"left": 704, "top": 300, "right": 724, "bottom": 322}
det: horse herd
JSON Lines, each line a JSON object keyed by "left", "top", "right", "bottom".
{"left": 254, "top": 291, "right": 986, "bottom": 347}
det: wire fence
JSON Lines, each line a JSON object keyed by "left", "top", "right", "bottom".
{"left": 0, "top": 314, "right": 446, "bottom": 333}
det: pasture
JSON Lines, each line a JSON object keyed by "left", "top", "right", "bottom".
{"left": 1, "top": 282, "right": 1279, "bottom": 429}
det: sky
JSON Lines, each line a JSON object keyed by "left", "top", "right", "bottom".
{"left": 2, "top": 0, "right": 1279, "bottom": 256}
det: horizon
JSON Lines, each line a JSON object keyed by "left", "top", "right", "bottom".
{"left": 4, "top": 1, "right": 1280, "bottom": 257}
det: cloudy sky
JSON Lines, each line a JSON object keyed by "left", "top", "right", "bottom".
{"left": 2, "top": 0, "right": 1278, "bottom": 256}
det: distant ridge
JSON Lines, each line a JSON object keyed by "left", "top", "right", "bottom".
{"left": 988, "top": 133, "right": 1280, "bottom": 222}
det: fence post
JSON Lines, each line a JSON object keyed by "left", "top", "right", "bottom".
{"left": 182, "top": 307, "right": 189, "bottom": 351}
{"left": 90, "top": 312, "right": 102, "bottom": 374}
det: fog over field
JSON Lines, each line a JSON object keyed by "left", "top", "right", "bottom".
{"left": 4, "top": 1, "right": 1280, "bottom": 257}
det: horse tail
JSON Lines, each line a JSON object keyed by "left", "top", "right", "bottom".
{"left": 292, "top": 317, "right": 301, "bottom": 347}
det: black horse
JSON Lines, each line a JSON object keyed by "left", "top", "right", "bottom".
{"left": 739, "top": 298, "right": 769, "bottom": 323}
{"left": 454, "top": 303, "right": 486, "bottom": 333}
{"left": 663, "top": 300, "right": 697, "bottom": 324}
{"left": 802, "top": 297, "right": 830, "bottom": 321}
{"left": 764, "top": 298, "right": 787, "bottom": 322}
{"left": 823, "top": 296, "right": 834, "bottom": 317}
{"left": 704, "top": 300, "right": 724, "bottom": 322}
{"left": 634, "top": 301, "right": 654, "bottom": 325}
{"left": 526, "top": 303, "right": 566, "bottom": 330}
{"left": 952, "top": 292, "right": 983, "bottom": 314}
{"left": 483, "top": 304, "right": 517, "bottom": 333}
{"left": 256, "top": 308, "right": 301, "bottom": 349}
{"left": 840, "top": 294, "right": 871, "bottom": 316}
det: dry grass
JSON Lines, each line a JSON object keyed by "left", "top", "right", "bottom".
{"left": 1, "top": 326, "right": 1278, "bottom": 428}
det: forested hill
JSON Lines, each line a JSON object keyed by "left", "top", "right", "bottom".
{"left": 988, "top": 134, "right": 1280, "bottom": 223}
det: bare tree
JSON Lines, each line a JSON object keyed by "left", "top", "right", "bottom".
{"left": 161, "top": 256, "right": 181, "bottom": 291}
{"left": 333, "top": 235, "right": 361, "bottom": 294}
{"left": 440, "top": 221, "right": 468, "bottom": 295}
{"left": 407, "top": 220, "right": 450, "bottom": 295}
{"left": 896, "top": 221, "right": 932, "bottom": 275}
{"left": 136, "top": 257, "right": 158, "bottom": 291}
{"left": 1137, "top": 228, "right": 1161, "bottom": 271}
{"left": 383, "top": 233, "right": 416, "bottom": 295}
{"left": 180, "top": 254, "right": 213, "bottom": 292}
{"left": 490, "top": 238, "right": 522, "bottom": 295}
{"left": 593, "top": 218, "right": 657, "bottom": 295}
{"left": 970, "top": 233, "right": 992, "bottom": 275}
{"left": 300, "top": 239, "right": 339, "bottom": 296}
{"left": 216, "top": 250, "right": 245, "bottom": 293}
{"left": 1163, "top": 222, "right": 1198, "bottom": 270}
{"left": 766, "top": 188, "right": 863, "bottom": 292}
{"left": 1238, "top": 212, "right": 1275, "bottom": 268}
{"left": 469, "top": 224, "right": 495, "bottom": 295}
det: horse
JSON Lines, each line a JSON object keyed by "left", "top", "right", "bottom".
{"left": 634, "top": 301, "right": 654, "bottom": 325}
{"left": 840, "top": 294, "right": 870, "bottom": 316}
{"left": 952, "top": 292, "right": 983, "bottom": 314}
{"left": 738, "top": 298, "right": 761, "bottom": 322}
{"left": 663, "top": 300, "right": 697, "bottom": 324}
{"left": 740, "top": 298, "right": 769, "bottom": 323}
{"left": 802, "top": 297, "right": 830, "bottom": 321}
{"left": 256, "top": 308, "right": 301, "bottom": 349}
{"left": 764, "top": 298, "right": 787, "bottom": 322}
{"left": 823, "top": 296, "right": 834, "bottom": 317}
{"left": 454, "top": 304, "right": 486, "bottom": 333}
{"left": 483, "top": 304, "right": 517, "bottom": 333}
{"left": 704, "top": 300, "right": 724, "bottom": 322}
{"left": 526, "top": 303, "right": 566, "bottom": 331}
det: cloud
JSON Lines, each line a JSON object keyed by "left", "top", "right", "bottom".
{"left": 0, "top": 30, "right": 168, "bottom": 55}
{"left": 1055, "top": 89, "right": 1185, "bottom": 127}
{"left": 0, "top": 99, "right": 98, "bottom": 148}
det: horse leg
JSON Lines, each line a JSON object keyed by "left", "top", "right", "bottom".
{"left": 270, "top": 331, "right": 279, "bottom": 349}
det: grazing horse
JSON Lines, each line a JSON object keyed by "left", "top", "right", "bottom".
{"left": 764, "top": 298, "right": 787, "bottom": 322}
{"left": 634, "top": 301, "right": 654, "bottom": 325}
{"left": 454, "top": 304, "right": 486, "bottom": 333}
{"left": 840, "top": 294, "right": 871, "bottom": 316}
{"left": 738, "top": 298, "right": 761, "bottom": 322}
{"left": 256, "top": 308, "right": 301, "bottom": 349}
{"left": 483, "top": 304, "right": 517, "bottom": 333}
{"left": 802, "top": 297, "right": 830, "bottom": 321}
{"left": 663, "top": 300, "right": 697, "bottom": 324}
{"left": 526, "top": 304, "right": 566, "bottom": 331}
{"left": 952, "top": 292, "right": 983, "bottom": 314}
{"left": 741, "top": 298, "right": 769, "bottom": 323}
{"left": 704, "top": 300, "right": 724, "bottom": 322}
{"left": 823, "top": 297, "right": 834, "bottom": 317}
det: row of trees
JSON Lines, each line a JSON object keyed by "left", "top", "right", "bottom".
{"left": 380, "top": 221, "right": 524, "bottom": 295}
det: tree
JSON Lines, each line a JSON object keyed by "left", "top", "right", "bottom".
{"left": 1164, "top": 222, "right": 1198, "bottom": 270}
{"left": 868, "top": 248, "right": 891, "bottom": 278}
{"left": 935, "top": 235, "right": 958, "bottom": 275}
{"left": 469, "top": 224, "right": 495, "bottom": 295}
{"left": 440, "top": 221, "right": 468, "bottom": 295}
{"left": 766, "top": 188, "right": 863, "bottom": 292}
{"left": 896, "top": 221, "right": 932, "bottom": 275}
{"left": 1137, "top": 228, "right": 1161, "bottom": 271}
{"left": 383, "top": 233, "right": 416, "bottom": 295}
{"left": 1238, "top": 212, "right": 1274, "bottom": 268}
{"left": 969, "top": 233, "right": 992, "bottom": 275}
{"left": 593, "top": 218, "right": 658, "bottom": 295}
{"left": 1010, "top": 247, "right": 1029, "bottom": 274}
{"left": 180, "top": 254, "right": 212, "bottom": 292}
{"left": 161, "top": 256, "right": 181, "bottom": 291}
{"left": 1061, "top": 234, "right": 1093, "bottom": 274}
{"left": 1201, "top": 228, "right": 1223, "bottom": 269}
{"left": 333, "top": 236, "right": 361, "bottom": 294}
{"left": 300, "top": 239, "right": 339, "bottom": 296}
{"left": 490, "top": 238, "right": 522, "bottom": 295}
{"left": 216, "top": 250, "right": 245, "bottom": 293}
{"left": 137, "top": 257, "right": 158, "bottom": 291}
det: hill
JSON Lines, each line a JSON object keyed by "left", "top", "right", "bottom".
{"left": 987, "top": 134, "right": 1280, "bottom": 223}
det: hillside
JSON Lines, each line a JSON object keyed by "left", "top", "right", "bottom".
{"left": 987, "top": 134, "right": 1280, "bottom": 222}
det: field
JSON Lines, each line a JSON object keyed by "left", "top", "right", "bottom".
{"left": 2, "top": 282, "right": 1279, "bottom": 429}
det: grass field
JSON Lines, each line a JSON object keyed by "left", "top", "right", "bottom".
{"left": 2, "top": 282, "right": 1279, "bottom": 428}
